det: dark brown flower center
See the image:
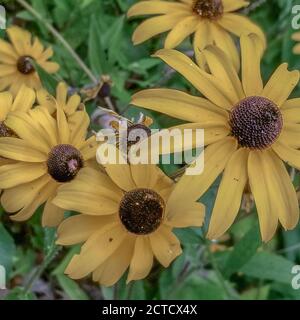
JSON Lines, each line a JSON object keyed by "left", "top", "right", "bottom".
{"left": 230, "top": 96, "right": 283, "bottom": 149}
{"left": 0, "top": 122, "right": 17, "bottom": 137}
{"left": 47, "top": 144, "right": 84, "bottom": 183}
{"left": 192, "top": 0, "right": 223, "bottom": 19}
{"left": 17, "top": 56, "right": 35, "bottom": 75}
{"left": 119, "top": 188, "right": 165, "bottom": 235}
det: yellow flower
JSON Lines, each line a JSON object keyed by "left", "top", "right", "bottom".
{"left": 0, "top": 26, "right": 59, "bottom": 96}
{"left": 53, "top": 147, "right": 204, "bottom": 286}
{"left": 128, "top": 0, "right": 265, "bottom": 70}
{"left": 0, "top": 85, "right": 35, "bottom": 137}
{"left": 0, "top": 104, "right": 98, "bottom": 227}
{"left": 292, "top": 32, "right": 300, "bottom": 55}
{"left": 37, "top": 82, "right": 83, "bottom": 117}
{"left": 131, "top": 33, "right": 300, "bottom": 242}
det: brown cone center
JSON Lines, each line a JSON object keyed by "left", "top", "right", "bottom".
{"left": 192, "top": 0, "right": 224, "bottom": 19}
{"left": 230, "top": 96, "right": 283, "bottom": 149}
{"left": 47, "top": 144, "right": 84, "bottom": 182}
{"left": 119, "top": 188, "right": 165, "bottom": 235}
{"left": 17, "top": 56, "right": 35, "bottom": 74}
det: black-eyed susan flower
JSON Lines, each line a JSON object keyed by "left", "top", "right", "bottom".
{"left": 131, "top": 33, "right": 300, "bottom": 242}
{"left": 292, "top": 32, "right": 300, "bottom": 55}
{"left": 53, "top": 147, "right": 204, "bottom": 286}
{"left": 37, "top": 82, "right": 83, "bottom": 117}
{"left": 0, "top": 26, "right": 59, "bottom": 95}
{"left": 0, "top": 104, "right": 98, "bottom": 227}
{"left": 127, "top": 0, "right": 266, "bottom": 69}
{"left": 0, "top": 85, "right": 35, "bottom": 139}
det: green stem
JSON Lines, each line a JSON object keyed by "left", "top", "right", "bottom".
{"left": 205, "top": 240, "right": 236, "bottom": 300}
{"left": 16, "top": 0, "right": 98, "bottom": 84}
{"left": 24, "top": 245, "right": 61, "bottom": 294}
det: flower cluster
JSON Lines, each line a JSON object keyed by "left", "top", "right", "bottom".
{"left": 1, "top": 1, "right": 300, "bottom": 288}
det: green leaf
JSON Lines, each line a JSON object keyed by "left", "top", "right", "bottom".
{"left": 223, "top": 222, "right": 261, "bottom": 277}
{"left": 3, "top": 287, "right": 36, "bottom": 300}
{"left": 34, "top": 63, "right": 58, "bottom": 95}
{"left": 0, "top": 223, "right": 16, "bottom": 277}
{"left": 240, "top": 252, "right": 295, "bottom": 284}
{"left": 56, "top": 275, "right": 89, "bottom": 300}
{"left": 88, "top": 15, "right": 106, "bottom": 75}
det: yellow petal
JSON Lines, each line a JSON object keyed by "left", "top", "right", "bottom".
{"left": 132, "top": 13, "right": 188, "bottom": 45}
{"left": 29, "top": 107, "right": 58, "bottom": 147}
{"left": 272, "top": 139, "right": 300, "bottom": 170}
{"left": 166, "top": 137, "right": 237, "bottom": 203}
{"left": 262, "top": 63, "right": 299, "bottom": 107}
{"left": 166, "top": 198, "right": 205, "bottom": 228}
{"left": 282, "top": 99, "right": 300, "bottom": 123}
{"left": 210, "top": 23, "right": 240, "bottom": 71}
{"left": 0, "top": 162, "right": 46, "bottom": 189}
{"left": 127, "top": 1, "right": 189, "bottom": 17}
{"left": 39, "top": 61, "right": 59, "bottom": 73}
{"left": 207, "top": 148, "right": 249, "bottom": 239}
{"left": 53, "top": 189, "right": 119, "bottom": 216}
{"left": 42, "top": 196, "right": 65, "bottom": 227}
{"left": 164, "top": 16, "right": 200, "bottom": 49}
{"left": 217, "top": 13, "right": 266, "bottom": 49}
{"left": 0, "top": 64, "right": 16, "bottom": 76}
{"left": 56, "top": 82, "right": 68, "bottom": 106}
{"left": 0, "top": 91, "right": 13, "bottom": 121}
{"left": 264, "top": 150, "right": 299, "bottom": 230}
{"left": 0, "top": 39, "right": 18, "bottom": 58}
{"left": 127, "top": 237, "right": 153, "bottom": 283}
{"left": 153, "top": 49, "right": 233, "bottom": 109}
{"left": 0, "top": 137, "right": 47, "bottom": 162}
{"left": 149, "top": 225, "right": 182, "bottom": 267}
{"left": 97, "top": 143, "right": 136, "bottom": 191}
{"left": 7, "top": 26, "right": 31, "bottom": 56}
{"left": 92, "top": 236, "right": 135, "bottom": 287}
{"left": 11, "top": 84, "right": 35, "bottom": 112}
{"left": 223, "top": 0, "right": 249, "bottom": 12}
{"left": 5, "top": 112, "right": 51, "bottom": 153}
{"left": 240, "top": 33, "right": 263, "bottom": 96}
{"left": 202, "top": 45, "right": 244, "bottom": 104}
{"left": 56, "top": 103, "right": 70, "bottom": 144}
{"left": 68, "top": 111, "right": 89, "bottom": 148}
{"left": 10, "top": 180, "right": 57, "bottom": 221}
{"left": 248, "top": 150, "right": 278, "bottom": 242}
{"left": 193, "top": 21, "right": 212, "bottom": 68}
{"left": 65, "top": 95, "right": 81, "bottom": 115}
{"left": 130, "top": 164, "right": 159, "bottom": 189}
{"left": 280, "top": 123, "right": 300, "bottom": 148}
{"left": 57, "top": 214, "right": 117, "bottom": 246}
{"left": 131, "top": 88, "right": 227, "bottom": 123}
{"left": 1, "top": 175, "right": 50, "bottom": 213}
{"left": 292, "top": 32, "right": 300, "bottom": 42}
{"left": 65, "top": 223, "right": 126, "bottom": 279}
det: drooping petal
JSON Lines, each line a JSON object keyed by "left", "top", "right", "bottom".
{"left": 207, "top": 148, "right": 249, "bottom": 239}
{"left": 272, "top": 139, "right": 300, "bottom": 170}
{"left": 149, "top": 225, "right": 182, "bottom": 267}
{"left": 92, "top": 236, "right": 135, "bottom": 287}
{"left": 57, "top": 214, "right": 118, "bottom": 245}
{"left": 65, "top": 223, "right": 126, "bottom": 279}
{"left": 248, "top": 150, "right": 278, "bottom": 242}
{"left": 127, "top": 237, "right": 153, "bottom": 283}
{"left": 223, "top": 0, "right": 249, "bottom": 12}
{"left": 166, "top": 137, "right": 238, "bottom": 203}
{"left": 42, "top": 196, "right": 65, "bottom": 227}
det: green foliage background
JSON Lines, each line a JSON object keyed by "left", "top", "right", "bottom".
{"left": 0, "top": 0, "right": 300, "bottom": 300}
